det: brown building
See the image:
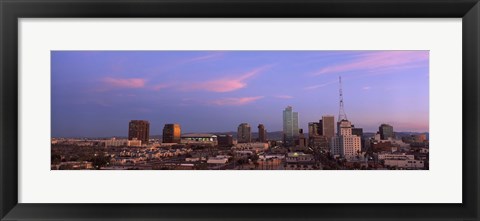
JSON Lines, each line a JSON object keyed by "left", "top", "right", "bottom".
{"left": 217, "top": 134, "right": 233, "bottom": 147}
{"left": 163, "top": 124, "right": 181, "bottom": 143}
{"left": 371, "top": 141, "right": 394, "bottom": 152}
{"left": 352, "top": 127, "right": 365, "bottom": 151}
{"left": 321, "top": 115, "right": 335, "bottom": 139}
{"left": 128, "top": 120, "right": 150, "bottom": 144}
{"left": 237, "top": 123, "right": 251, "bottom": 143}
{"left": 258, "top": 124, "right": 267, "bottom": 142}
{"left": 308, "top": 122, "right": 321, "bottom": 137}
{"left": 295, "top": 129, "right": 307, "bottom": 147}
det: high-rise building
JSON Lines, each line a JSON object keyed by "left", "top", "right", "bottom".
{"left": 331, "top": 119, "right": 361, "bottom": 160}
{"left": 337, "top": 119, "right": 353, "bottom": 136}
{"left": 296, "top": 129, "right": 307, "bottom": 147}
{"left": 258, "top": 124, "right": 267, "bottom": 142}
{"left": 162, "top": 123, "right": 181, "bottom": 143}
{"left": 352, "top": 127, "right": 365, "bottom": 151}
{"left": 308, "top": 121, "right": 327, "bottom": 149}
{"left": 379, "top": 124, "right": 394, "bottom": 140}
{"left": 237, "top": 123, "right": 251, "bottom": 143}
{"left": 308, "top": 122, "right": 321, "bottom": 138}
{"left": 283, "top": 106, "right": 299, "bottom": 147}
{"left": 128, "top": 120, "right": 150, "bottom": 144}
{"left": 322, "top": 115, "right": 335, "bottom": 139}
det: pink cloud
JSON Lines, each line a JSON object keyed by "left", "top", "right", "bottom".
{"left": 151, "top": 83, "right": 170, "bottom": 91}
{"left": 210, "top": 96, "right": 264, "bottom": 106}
{"left": 103, "top": 77, "right": 146, "bottom": 89}
{"left": 184, "top": 52, "right": 224, "bottom": 63}
{"left": 313, "top": 51, "right": 429, "bottom": 76}
{"left": 184, "top": 66, "right": 270, "bottom": 92}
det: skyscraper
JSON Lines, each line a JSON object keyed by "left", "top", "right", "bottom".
{"left": 283, "top": 106, "right": 299, "bottom": 147}
{"left": 337, "top": 119, "right": 353, "bottom": 136}
{"left": 162, "top": 123, "right": 181, "bottom": 143}
{"left": 379, "top": 124, "right": 394, "bottom": 140}
{"left": 128, "top": 120, "right": 150, "bottom": 144}
{"left": 296, "top": 129, "right": 307, "bottom": 147}
{"left": 322, "top": 115, "right": 335, "bottom": 139}
{"left": 308, "top": 121, "right": 328, "bottom": 149}
{"left": 237, "top": 123, "right": 251, "bottom": 143}
{"left": 258, "top": 124, "right": 267, "bottom": 142}
{"left": 308, "top": 122, "right": 320, "bottom": 138}
{"left": 352, "top": 127, "right": 365, "bottom": 151}
{"left": 331, "top": 119, "right": 361, "bottom": 160}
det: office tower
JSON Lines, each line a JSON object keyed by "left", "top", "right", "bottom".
{"left": 237, "top": 123, "right": 251, "bottom": 143}
{"left": 296, "top": 129, "right": 307, "bottom": 147}
{"left": 162, "top": 123, "right": 181, "bottom": 143}
{"left": 379, "top": 124, "right": 394, "bottom": 140}
{"left": 308, "top": 121, "right": 328, "bottom": 149}
{"left": 337, "top": 119, "right": 353, "bottom": 136}
{"left": 352, "top": 127, "right": 364, "bottom": 151}
{"left": 128, "top": 120, "right": 150, "bottom": 144}
{"left": 217, "top": 134, "right": 233, "bottom": 147}
{"left": 283, "top": 106, "right": 299, "bottom": 147}
{"left": 258, "top": 124, "right": 267, "bottom": 142}
{"left": 308, "top": 122, "right": 321, "bottom": 138}
{"left": 331, "top": 119, "right": 361, "bottom": 160}
{"left": 322, "top": 115, "right": 335, "bottom": 139}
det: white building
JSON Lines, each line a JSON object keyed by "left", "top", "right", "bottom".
{"left": 330, "top": 120, "right": 361, "bottom": 161}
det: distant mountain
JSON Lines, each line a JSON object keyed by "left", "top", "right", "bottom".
{"left": 363, "top": 132, "right": 429, "bottom": 139}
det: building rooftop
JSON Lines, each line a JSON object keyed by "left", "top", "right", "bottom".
{"left": 181, "top": 133, "right": 217, "bottom": 138}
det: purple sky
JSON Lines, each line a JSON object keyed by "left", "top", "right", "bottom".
{"left": 51, "top": 51, "right": 429, "bottom": 138}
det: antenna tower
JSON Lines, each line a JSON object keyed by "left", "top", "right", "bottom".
{"left": 338, "top": 76, "right": 348, "bottom": 121}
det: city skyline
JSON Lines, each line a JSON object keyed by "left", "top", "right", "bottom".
{"left": 52, "top": 50, "right": 429, "bottom": 138}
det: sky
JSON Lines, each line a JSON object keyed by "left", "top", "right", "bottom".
{"left": 51, "top": 51, "right": 429, "bottom": 138}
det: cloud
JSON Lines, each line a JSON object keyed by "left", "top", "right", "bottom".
{"left": 184, "top": 52, "right": 224, "bottom": 63}
{"left": 304, "top": 80, "right": 337, "bottom": 90}
{"left": 362, "top": 86, "right": 371, "bottom": 90}
{"left": 312, "top": 51, "right": 429, "bottom": 76}
{"left": 274, "top": 95, "right": 294, "bottom": 99}
{"left": 103, "top": 77, "right": 146, "bottom": 89}
{"left": 209, "top": 96, "right": 264, "bottom": 106}
{"left": 151, "top": 83, "right": 170, "bottom": 91}
{"left": 183, "top": 66, "right": 271, "bottom": 93}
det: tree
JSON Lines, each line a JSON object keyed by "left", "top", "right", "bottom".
{"left": 51, "top": 154, "right": 62, "bottom": 164}
{"left": 90, "top": 155, "right": 110, "bottom": 169}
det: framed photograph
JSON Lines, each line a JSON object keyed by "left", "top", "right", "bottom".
{"left": 1, "top": 0, "right": 479, "bottom": 220}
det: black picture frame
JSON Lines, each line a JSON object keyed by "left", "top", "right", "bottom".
{"left": 1, "top": 0, "right": 479, "bottom": 220}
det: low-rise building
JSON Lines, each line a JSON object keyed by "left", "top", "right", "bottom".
{"left": 384, "top": 159, "right": 424, "bottom": 169}
{"left": 233, "top": 142, "right": 269, "bottom": 153}
{"left": 207, "top": 157, "right": 229, "bottom": 164}
{"left": 181, "top": 133, "right": 218, "bottom": 146}
{"left": 285, "top": 152, "right": 314, "bottom": 163}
